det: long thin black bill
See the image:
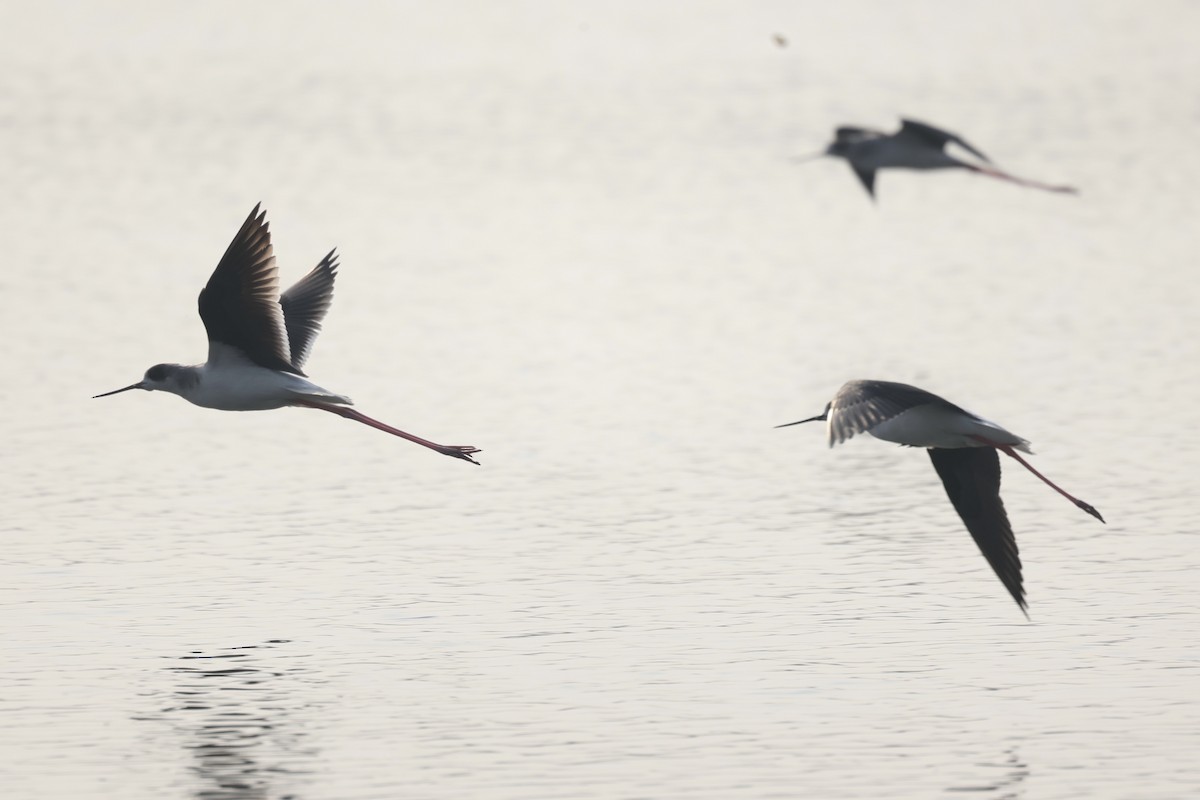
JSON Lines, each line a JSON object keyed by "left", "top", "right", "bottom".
{"left": 93, "top": 383, "right": 143, "bottom": 399}
{"left": 775, "top": 413, "right": 827, "bottom": 429}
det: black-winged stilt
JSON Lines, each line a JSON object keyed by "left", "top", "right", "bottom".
{"left": 778, "top": 380, "right": 1104, "bottom": 613}
{"left": 800, "top": 118, "right": 1078, "bottom": 200}
{"left": 95, "top": 204, "right": 481, "bottom": 464}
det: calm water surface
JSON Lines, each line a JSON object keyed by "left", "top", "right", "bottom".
{"left": 2, "top": 2, "right": 1198, "bottom": 798}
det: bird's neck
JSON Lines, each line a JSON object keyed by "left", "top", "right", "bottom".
{"left": 165, "top": 365, "right": 204, "bottom": 398}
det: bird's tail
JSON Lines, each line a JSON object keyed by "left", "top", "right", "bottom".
{"left": 286, "top": 384, "right": 353, "bottom": 407}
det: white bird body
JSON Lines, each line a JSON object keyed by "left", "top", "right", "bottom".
{"left": 95, "top": 204, "right": 480, "bottom": 463}
{"left": 189, "top": 366, "right": 348, "bottom": 412}
{"left": 153, "top": 350, "right": 352, "bottom": 412}
{"left": 862, "top": 404, "right": 1032, "bottom": 453}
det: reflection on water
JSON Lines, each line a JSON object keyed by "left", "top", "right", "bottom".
{"left": 946, "top": 748, "right": 1029, "bottom": 799}
{"left": 154, "top": 640, "right": 312, "bottom": 800}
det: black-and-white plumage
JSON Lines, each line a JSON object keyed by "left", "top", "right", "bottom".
{"left": 779, "top": 380, "right": 1105, "bottom": 614}
{"left": 96, "top": 204, "right": 481, "bottom": 464}
{"left": 197, "top": 205, "right": 338, "bottom": 376}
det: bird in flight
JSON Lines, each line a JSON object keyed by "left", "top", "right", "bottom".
{"left": 95, "top": 204, "right": 481, "bottom": 464}
{"left": 798, "top": 118, "right": 1078, "bottom": 200}
{"left": 778, "top": 379, "right": 1104, "bottom": 614}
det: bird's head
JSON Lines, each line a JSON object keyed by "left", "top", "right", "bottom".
{"left": 825, "top": 126, "right": 879, "bottom": 159}
{"left": 94, "top": 363, "right": 190, "bottom": 399}
{"left": 791, "top": 136, "right": 851, "bottom": 165}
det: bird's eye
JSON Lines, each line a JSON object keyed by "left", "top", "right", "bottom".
{"left": 146, "top": 364, "right": 169, "bottom": 381}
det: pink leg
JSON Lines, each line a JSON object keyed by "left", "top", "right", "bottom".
{"left": 972, "top": 436, "right": 1103, "bottom": 522}
{"left": 967, "top": 164, "right": 1078, "bottom": 194}
{"left": 297, "top": 400, "right": 481, "bottom": 464}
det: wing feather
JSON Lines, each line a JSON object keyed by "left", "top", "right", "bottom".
{"left": 899, "top": 119, "right": 992, "bottom": 163}
{"left": 850, "top": 164, "right": 877, "bottom": 198}
{"left": 280, "top": 249, "right": 338, "bottom": 369}
{"left": 928, "top": 447, "right": 1026, "bottom": 612}
{"left": 197, "top": 204, "right": 300, "bottom": 375}
{"left": 827, "top": 380, "right": 970, "bottom": 446}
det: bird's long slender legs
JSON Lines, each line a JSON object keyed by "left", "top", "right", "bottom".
{"left": 296, "top": 399, "right": 481, "bottom": 464}
{"left": 973, "top": 437, "right": 1103, "bottom": 522}
{"left": 966, "top": 164, "right": 1078, "bottom": 195}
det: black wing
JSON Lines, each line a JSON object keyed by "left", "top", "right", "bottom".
{"left": 197, "top": 204, "right": 300, "bottom": 375}
{"left": 928, "top": 447, "right": 1026, "bottom": 613}
{"left": 850, "top": 164, "right": 877, "bottom": 199}
{"left": 899, "top": 119, "right": 992, "bottom": 163}
{"left": 827, "top": 380, "right": 972, "bottom": 447}
{"left": 834, "top": 125, "right": 884, "bottom": 145}
{"left": 280, "top": 249, "right": 338, "bottom": 370}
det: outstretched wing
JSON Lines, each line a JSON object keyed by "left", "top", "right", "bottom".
{"left": 197, "top": 204, "right": 300, "bottom": 375}
{"left": 280, "top": 249, "right": 338, "bottom": 370}
{"left": 928, "top": 447, "right": 1025, "bottom": 613}
{"left": 826, "top": 380, "right": 970, "bottom": 447}
{"left": 899, "top": 119, "right": 992, "bottom": 163}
